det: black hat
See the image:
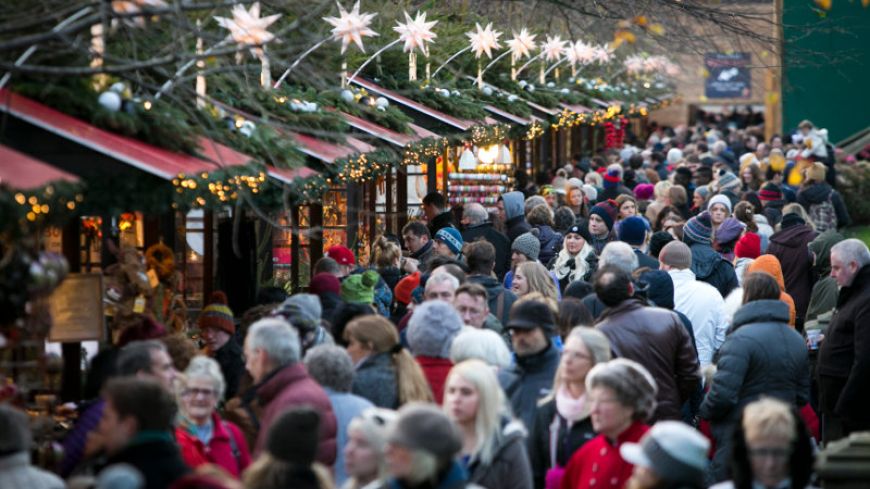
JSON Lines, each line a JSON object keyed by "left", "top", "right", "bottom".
{"left": 566, "top": 223, "right": 592, "bottom": 243}
{"left": 506, "top": 300, "right": 556, "bottom": 333}
{"left": 267, "top": 407, "right": 321, "bottom": 465}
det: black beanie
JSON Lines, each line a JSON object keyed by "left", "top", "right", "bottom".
{"left": 267, "top": 407, "right": 321, "bottom": 466}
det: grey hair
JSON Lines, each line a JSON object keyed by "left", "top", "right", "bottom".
{"left": 586, "top": 358, "right": 658, "bottom": 422}
{"left": 524, "top": 195, "right": 548, "bottom": 216}
{"left": 304, "top": 344, "right": 355, "bottom": 392}
{"left": 247, "top": 318, "right": 301, "bottom": 367}
{"left": 425, "top": 272, "right": 459, "bottom": 293}
{"left": 117, "top": 340, "right": 167, "bottom": 376}
{"left": 832, "top": 238, "right": 870, "bottom": 268}
{"left": 712, "top": 140, "right": 727, "bottom": 154}
{"left": 347, "top": 408, "right": 398, "bottom": 483}
{"left": 182, "top": 355, "right": 226, "bottom": 400}
{"left": 0, "top": 405, "right": 31, "bottom": 453}
{"left": 407, "top": 300, "right": 463, "bottom": 358}
{"left": 599, "top": 241, "right": 639, "bottom": 273}
{"left": 449, "top": 327, "right": 512, "bottom": 369}
{"left": 463, "top": 203, "right": 489, "bottom": 226}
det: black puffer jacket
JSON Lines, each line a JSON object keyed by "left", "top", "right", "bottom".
{"left": 700, "top": 299, "right": 809, "bottom": 481}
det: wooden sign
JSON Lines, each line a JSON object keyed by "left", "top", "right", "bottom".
{"left": 49, "top": 273, "right": 104, "bottom": 343}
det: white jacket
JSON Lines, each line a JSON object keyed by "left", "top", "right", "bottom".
{"left": 668, "top": 268, "right": 729, "bottom": 367}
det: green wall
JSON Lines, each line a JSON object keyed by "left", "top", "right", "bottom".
{"left": 782, "top": 1, "right": 870, "bottom": 142}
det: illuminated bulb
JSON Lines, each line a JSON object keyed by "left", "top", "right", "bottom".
{"left": 143, "top": 100, "right": 152, "bottom": 110}
{"left": 14, "top": 193, "right": 25, "bottom": 205}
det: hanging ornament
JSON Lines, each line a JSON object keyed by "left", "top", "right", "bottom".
{"left": 375, "top": 96, "right": 389, "bottom": 108}
{"left": 394, "top": 11, "right": 437, "bottom": 81}
{"left": 458, "top": 144, "right": 478, "bottom": 170}
{"left": 340, "top": 89, "right": 356, "bottom": 103}
{"left": 506, "top": 28, "right": 536, "bottom": 81}
{"left": 214, "top": 2, "right": 281, "bottom": 87}
{"left": 98, "top": 91, "right": 122, "bottom": 112}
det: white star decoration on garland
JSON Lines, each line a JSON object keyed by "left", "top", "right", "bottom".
{"left": 467, "top": 22, "right": 502, "bottom": 59}
{"left": 214, "top": 2, "right": 281, "bottom": 49}
{"left": 506, "top": 28, "right": 536, "bottom": 60}
{"left": 393, "top": 11, "right": 437, "bottom": 55}
{"left": 324, "top": 0, "right": 378, "bottom": 53}
{"left": 541, "top": 35, "right": 567, "bottom": 62}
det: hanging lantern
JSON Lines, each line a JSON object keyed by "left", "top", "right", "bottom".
{"left": 477, "top": 145, "right": 499, "bottom": 165}
{"left": 496, "top": 143, "right": 512, "bottom": 165}
{"left": 458, "top": 145, "right": 478, "bottom": 170}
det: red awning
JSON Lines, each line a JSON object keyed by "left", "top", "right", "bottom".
{"left": 351, "top": 78, "right": 480, "bottom": 131}
{"left": 337, "top": 111, "right": 441, "bottom": 147}
{"left": 0, "top": 144, "right": 79, "bottom": 190}
{"left": 0, "top": 89, "right": 225, "bottom": 180}
{"left": 290, "top": 131, "right": 375, "bottom": 164}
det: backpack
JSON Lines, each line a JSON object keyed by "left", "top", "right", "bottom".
{"left": 808, "top": 192, "right": 838, "bottom": 233}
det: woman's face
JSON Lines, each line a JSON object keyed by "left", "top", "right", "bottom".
{"left": 569, "top": 189, "right": 583, "bottom": 207}
{"left": 180, "top": 376, "right": 218, "bottom": 423}
{"left": 346, "top": 337, "right": 372, "bottom": 364}
{"left": 345, "top": 426, "right": 380, "bottom": 481}
{"left": 693, "top": 193, "right": 705, "bottom": 209}
{"left": 589, "top": 385, "right": 635, "bottom": 438}
{"left": 742, "top": 168, "right": 754, "bottom": 183}
{"left": 545, "top": 194, "right": 557, "bottom": 208}
{"left": 564, "top": 233, "right": 586, "bottom": 255}
{"left": 710, "top": 203, "right": 728, "bottom": 225}
{"left": 511, "top": 268, "right": 529, "bottom": 296}
{"left": 619, "top": 200, "right": 637, "bottom": 219}
{"left": 560, "top": 337, "right": 593, "bottom": 386}
{"left": 746, "top": 433, "right": 792, "bottom": 488}
{"left": 444, "top": 374, "right": 480, "bottom": 426}
{"left": 588, "top": 214, "right": 609, "bottom": 236}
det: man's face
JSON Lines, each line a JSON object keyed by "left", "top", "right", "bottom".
{"left": 243, "top": 338, "right": 268, "bottom": 384}
{"left": 454, "top": 293, "right": 488, "bottom": 328}
{"left": 422, "top": 203, "right": 437, "bottom": 221}
{"left": 830, "top": 250, "right": 859, "bottom": 287}
{"left": 147, "top": 349, "right": 176, "bottom": 391}
{"left": 511, "top": 251, "right": 528, "bottom": 270}
{"left": 201, "top": 327, "right": 231, "bottom": 353}
{"left": 433, "top": 240, "right": 454, "bottom": 258}
{"left": 403, "top": 232, "right": 426, "bottom": 253}
{"left": 424, "top": 281, "right": 455, "bottom": 302}
{"left": 509, "top": 327, "right": 549, "bottom": 356}
{"left": 98, "top": 399, "right": 137, "bottom": 456}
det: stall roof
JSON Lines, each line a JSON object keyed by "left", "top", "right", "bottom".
{"left": 483, "top": 105, "right": 532, "bottom": 126}
{"left": 350, "top": 78, "right": 498, "bottom": 131}
{"left": 0, "top": 143, "right": 79, "bottom": 190}
{"left": 560, "top": 103, "right": 594, "bottom": 114}
{"left": 0, "top": 89, "right": 226, "bottom": 180}
{"left": 290, "top": 130, "right": 375, "bottom": 164}
{"left": 337, "top": 111, "right": 430, "bottom": 147}
{"left": 467, "top": 78, "right": 559, "bottom": 118}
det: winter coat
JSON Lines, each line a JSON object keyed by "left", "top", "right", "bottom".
{"left": 428, "top": 211, "right": 458, "bottom": 237}
{"left": 595, "top": 299, "right": 701, "bottom": 422}
{"left": 416, "top": 356, "right": 453, "bottom": 404}
{"left": 633, "top": 248, "right": 659, "bottom": 270}
{"left": 410, "top": 240, "right": 436, "bottom": 274}
{"left": 559, "top": 421, "right": 649, "bottom": 489}
{"left": 462, "top": 223, "right": 511, "bottom": 280}
{"left": 467, "top": 419, "right": 533, "bottom": 489}
{"left": 534, "top": 225, "right": 564, "bottom": 266}
{"left": 806, "top": 231, "right": 844, "bottom": 325}
{"left": 686, "top": 241, "right": 739, "bottom": 298}
{"left": 467, "top": 274, "right": 517, "bottom": 327}
{"left": 352, "top": 352, "right": 399, "bottom": 409}
{"left": 498, "top": 342, "right": 561, "bottom": 432}
{"left": 798, "top": 182, "right": 851, "bottom": 230}
{"left": 668, "top": 269, "right": 729, "bottom": 366}
{"left": 818, "top": 265, "right": 870, "bottom": 429}
{"left": 734, "top": 257, "right": 753, "bottom": 286}
{"left": 530, "top": 398, "right": 596, "bottom": 489}
{"left": 214, "top": 337, "right": 245, "bottom": 400}
{"left": 328, "top": 389, "right": 375, "bottom": 487}
{"left": 103, "top": 432, "right": 191, "bottom": 489}
{"left": 746, "top": 256, "right": 797, "bottom": 327}
{"left": 377, "top": 460, "right": 483, "bottom": 489}
{"left": 768, "top": 224, "right": 817, "bottom": 325}
{"left": 549, "top": 244, "right": 598, "bottom": 292}
{"left": 502, "top": 192, "right": 532, "bottom": 243}
{"left": 59, "top": 398, "right": 105, "bottom": 477}
{"left": 0, "top": 452, "right": 65, "bottom": 489}
{"left": 753, "top": 214, "right": 774, "bottom": 252}
{"left": 175, "top": 413, "right": 250, "bottom": 477}
{"left": 250, "top": 362, "right": 337, "bottom": 463}
{"left": 377, "top": 266, "right": 403, "bottom": 294}
{"left": 700, "top": 300, "right": 809, "bottom": 481}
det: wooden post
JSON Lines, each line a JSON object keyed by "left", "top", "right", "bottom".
{"left": 60, "top": 219, "right": 82, "bottom": 402}
{"left": 290, "top": 206, "right": 300, "bottom": 293}
{"left": 203, "top": 211, "right": 214, "bottom": 302}
{"left": 397, "top": 166, "right": 409, "bottom": 233}
{"left": 386, "top": 169, "right": 395, "bottom": 235}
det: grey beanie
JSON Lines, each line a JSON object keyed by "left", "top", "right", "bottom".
{"left": 512, "top": 230, "right": 541, "bottom": 261}
{"left": 387, "top": 402, "right": 462, "bottom": 464}
{"left": 273, "top": 294, "right": 322, "bottom": 333}
{"left": 407, "top": 300, "right": 463, "bottom": 358}
{"left": 0, "top": 405, "right": 31, "bottom": 454}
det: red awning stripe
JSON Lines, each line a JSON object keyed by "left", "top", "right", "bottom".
{"left": 0, "top": 89, "right": 224, "bottom": 181}
{"left": 338, "top": 111, "right": 418, "bottom": 147}
{"left": 351, "top": 78, "right": 478, "bottom": 131}
{"left": 484, "top": 105, "right": 531, "bottom": 126}
{"left": 0, "top": 143, "right": 79, "bottom": 190}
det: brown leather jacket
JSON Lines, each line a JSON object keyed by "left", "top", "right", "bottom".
{"left": 595, "top": 299, "right": 701, "bottom": 422}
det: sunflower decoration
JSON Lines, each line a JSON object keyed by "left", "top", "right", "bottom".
{"left": 145, "top": 242, "right": 176, "bottom": 281}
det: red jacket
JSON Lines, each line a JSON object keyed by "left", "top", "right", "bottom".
{"left": 415, "top": 356, "right": 453, "bottom": 404}
{"left": 254, "top": 362, "right": 337, "bottom": 465}
{"left": 560, "top": 421, "right": 649, "bottom": 489}
{"left": 175, "top": 412, "right": 251, "bottom": 478}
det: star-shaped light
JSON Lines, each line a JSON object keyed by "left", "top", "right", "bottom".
{"left": 624, "top": 55, "right": 645, "bottom": 74}
{"left": 593, "top": 45, "right": 613, "bottom": 64}
{"left": 393, "top": 11, "right": 438, "bottom": 55}
{"left": 541, "top": 35, "right": 567, "bottom": 62}
{"left": 214, "top": 2, "right": 281, "bottom": 48}
{"left": 565, "top": 40, "right": 596, "bottom": 67}
{"left": 111, "top": 0, "right": 168, "bottom": 26}
{"left": 467, "top": 22, "right": 502, "bottom": 59}
{"left": 506, "top": 28, "right": 536, "bottom": 60}
{"left": 324, "top": 1, "right": 378, "bottom": 54}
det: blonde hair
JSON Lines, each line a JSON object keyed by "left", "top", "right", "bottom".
{"left": 782, "top": 203, "right": 815, "bottom": 231}
{"left": 585, "top": 172, "right": 603, "bottom": 187}
{"left": 541, "top": 327, "right": 611, "bottom": 405}
{"left": 371, "top": 236, "right": 401, "bottom": 269}
{"left": 346, "top": 408, "right": 397, "bottom": 487}
{"left": 345, "top": 316, "right": 434, "bottom": 404}
{"left": 742, "top": 397, "right": 796, "bottom": 443}
{"left": 654, "top": 180, "right": 673, "bottom": 201}
{"left": 515, "top": 262, "right": 559, "bottom": 303}
{"left": 443, "top": 360, "right": 510, "bottom": 466}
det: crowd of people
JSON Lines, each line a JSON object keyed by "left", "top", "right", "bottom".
{"left": 3, "top": 119, "right": 869, "bottom": 489}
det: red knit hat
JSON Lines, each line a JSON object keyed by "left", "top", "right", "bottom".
{"left": 734, "top": 232, "right": 761, "bottom": 259}
{"left": 394, "top": 271, "right": 421, "bottom": 305}
{"left": 309, "top": 272, "right": 341, "bottom": 295}
{"left": 197, "top": 291, "right": 235, "bottom": 335}
{"left": 325, "top": 245, "right": 356, "bottom": 266}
